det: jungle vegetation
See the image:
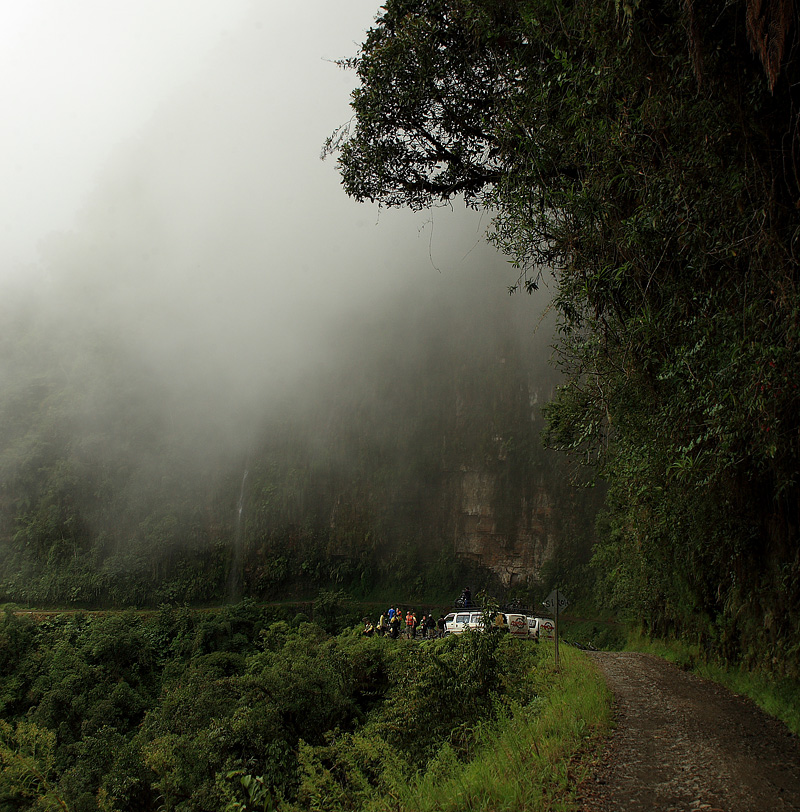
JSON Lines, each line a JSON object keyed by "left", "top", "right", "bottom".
{"left": 4, "top": 0, "right": 800, "bottom": 807}
{"left": 0, "top": 604, "right": 609, "bottom": 812}
{"left": 325, "top": 0, "right": 800, "bottom": 675}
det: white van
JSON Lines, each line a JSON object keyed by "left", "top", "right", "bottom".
{"left": 444, "top": 609, "right": 500, "bottom": 634}
{"left": 534, "top": 616, "right": 556, "bottom": 640}
{"left": 444, "top": 610, "right": 483, "bottom": 635}
{"left": 445, "top": 611, "right": 521, "bottom": 635}
{"left": 506, "top": 613, "right": 530, "bottom": 638}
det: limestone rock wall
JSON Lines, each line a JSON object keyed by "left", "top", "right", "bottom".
{"left": 454, "top": 469, "right": 554, "bottom": 589}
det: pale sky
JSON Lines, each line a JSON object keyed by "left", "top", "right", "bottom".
{"left": 0, "top": 0, "right": 382, "bottom": 273}
{"left": 0, "top": 0, "right": 536, "bottom": 450}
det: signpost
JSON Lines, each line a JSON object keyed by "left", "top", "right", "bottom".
{"left": 542, "top": 589, "right": 569, "bottom": 669}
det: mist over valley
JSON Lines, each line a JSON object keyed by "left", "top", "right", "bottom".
{"left": 3, "top": 4, "right": 800, "bottom": 811}
{"left": 0, "top": 2, "right": 597, "bottom": 607}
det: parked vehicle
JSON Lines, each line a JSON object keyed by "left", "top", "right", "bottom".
{"left": 443, "top": 611, "right": 499, "bottom": 634}
{"left": 535, "top": 616, "right": 556, "bottom": 640}
{"left": 505, "top": 613, "right": 530, "bottom": 638}
{"left": 444, "top": 610, "right": 482, "bottom": 634}
{"left": 430, "top": 607, "right": 554, "bottom": 640}
{"left": 445, "top": 610, "right": 535, "bottom": 637}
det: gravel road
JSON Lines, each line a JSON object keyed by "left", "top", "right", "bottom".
{"left": 579, "top": 652, "right": 800, "bottom": 812}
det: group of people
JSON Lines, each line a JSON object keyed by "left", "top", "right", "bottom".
{"left": 362, "top": 607, "right": 447, "bottom": 639}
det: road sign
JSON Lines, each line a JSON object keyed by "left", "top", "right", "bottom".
{"left": 542, "top": 590, "right": 568, "bottom": 670}
{"left": 543, "top": 589, "right": 569, "bottom": 611}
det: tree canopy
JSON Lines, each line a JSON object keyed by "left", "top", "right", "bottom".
{"left": 329, "top": 0, "right": 800, "bottom": 673}
{"left": 322, "top": 0, "right": 524, "bottom": 208}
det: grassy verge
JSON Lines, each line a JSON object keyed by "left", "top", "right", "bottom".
{"left": 625, "top": 631, "right": 800, "bottom": 736}
{"left": 378, "top": 644, "right": 612, "bottom": 812}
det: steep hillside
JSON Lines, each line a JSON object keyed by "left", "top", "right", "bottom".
{"left": 0, "top": 270, "right": 599, "bottom": 607}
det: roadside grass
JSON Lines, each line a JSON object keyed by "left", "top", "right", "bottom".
{"left": 376, "top": 644, "right": 612, "bottom": 812}
{"left": 625, "top": 631, "right": 800, "bottom": 736}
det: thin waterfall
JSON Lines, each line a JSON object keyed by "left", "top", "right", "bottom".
{"left": 227, "top": 466, "right": 249, "bottom": 603}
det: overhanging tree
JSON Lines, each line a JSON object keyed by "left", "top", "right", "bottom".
{"left": 322, "top": 0, "right": 527, "bottom": 208}
{"left": 328, "top": 0, "right": 800, "bottom": 671}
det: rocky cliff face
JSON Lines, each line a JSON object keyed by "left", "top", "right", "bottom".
{"left": 445, "top": 377, "right": 563, "bottom": 590}
{"left": 454, "top": 468, "right": 555, "bottom": 589}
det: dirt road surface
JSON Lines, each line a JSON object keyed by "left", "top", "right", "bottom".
{"left": 579, "top": 652, "right": 800, "bottom": 812}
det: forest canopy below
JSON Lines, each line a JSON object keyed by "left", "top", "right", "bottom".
{"left": 0, "top": 603, "right": 606, "bottom": 812}
{"left": 325, "top": 0, "right": 800, "bottom": 675}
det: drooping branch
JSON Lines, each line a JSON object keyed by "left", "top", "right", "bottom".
{"left": 746, "top": 0, "right": 794, "bottom": 91}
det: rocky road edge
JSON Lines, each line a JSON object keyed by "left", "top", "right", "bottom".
{"left": 577, "top": 651, "right": 800, "bottom": 812}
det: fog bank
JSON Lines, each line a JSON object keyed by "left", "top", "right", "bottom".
{"left": 2, "top": 2, "right": 552, "bottom": 471}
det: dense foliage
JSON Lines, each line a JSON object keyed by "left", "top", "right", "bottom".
{"left": 328, "top": 0, "right": 800, "bottom": 672}
{"left": 0, "top": 604, "right": 561, "bottom": 812}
